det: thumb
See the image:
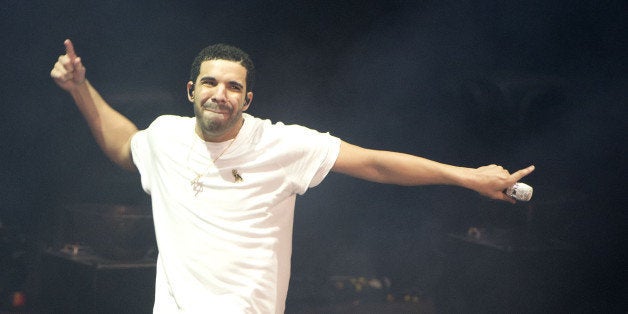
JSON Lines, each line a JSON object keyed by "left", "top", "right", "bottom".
{"left": 73, "top": 57, "right": 86, "bottom": 83}
{"left": 484, "top": 190, "right": 516, "bottom": 204}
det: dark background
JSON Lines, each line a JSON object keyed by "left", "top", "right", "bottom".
{"left": 1, "top": 0, "right": 626, "bottom": 312}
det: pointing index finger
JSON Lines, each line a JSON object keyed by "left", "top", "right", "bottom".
{"left": 64, "top": 39, "right": 77, "bottom": 60}
{"left": 511, "top": 165, "right": 535, "bottom": 182}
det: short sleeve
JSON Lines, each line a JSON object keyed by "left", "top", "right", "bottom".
{"left": 282, "top": 125, "right": 341, "bottom": 195}
{"left": 130, "top": 129, "right": 153, "bottom": 194}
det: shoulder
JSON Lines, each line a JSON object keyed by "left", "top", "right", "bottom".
{"left": 245, "top": 114, "right": 328, "bottom": 135}
{"left": 242, "top": 114, "right": 340, "bottom": 155}
{"left": 135, "top": 115, "right": 193, "bottom": 147}
{"left": 149, "top": 115, "right": 194, "bottom": 130}
{"left": 143, "top": 115, "right": 194, "bottom": 137}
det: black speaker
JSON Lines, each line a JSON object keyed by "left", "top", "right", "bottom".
{"left": 40, "top": 248, "right": 156, "bottom": 314}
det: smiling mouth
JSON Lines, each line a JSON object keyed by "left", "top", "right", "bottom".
{"left": 204, "top": 107, "right": 226, "bottom": 113}
{"left": 202, "top": 104, "right": 232, "bottom": 114}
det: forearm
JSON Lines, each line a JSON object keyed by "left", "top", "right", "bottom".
{"left": 69, "top": 80, "right": 138, "bottom": 170}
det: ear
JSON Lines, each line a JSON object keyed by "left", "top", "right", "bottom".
{"left": 186, "top": 81, "right": 195, "bottom": 102}
{"left": 242, "top": 91, "right": 253, "bottom": 111}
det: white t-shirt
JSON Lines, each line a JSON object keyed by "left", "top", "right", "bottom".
{"left": 131, "top": 113, "right": 341, "bottom": 313}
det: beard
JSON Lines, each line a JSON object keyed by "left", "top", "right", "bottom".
{"left": 193, "top": 99, "right": 243, "bottom": 139}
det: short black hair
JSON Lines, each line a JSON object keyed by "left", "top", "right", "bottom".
{"left": 189, "top": 43, "right": 255, "bottom": 93}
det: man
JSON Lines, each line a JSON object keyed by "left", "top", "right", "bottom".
{"left": 51, "top": 39, "right": 534, "bottom": 313}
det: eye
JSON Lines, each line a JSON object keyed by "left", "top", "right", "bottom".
{"left": 229, "top": 83, "right": 243, "bottom": 91}
{"left": 200, "top": 78, "right": 217, "bottom": 86}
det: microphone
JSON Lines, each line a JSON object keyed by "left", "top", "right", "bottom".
{"left": 505, "top": 182, "right": 533, "bottom": 201}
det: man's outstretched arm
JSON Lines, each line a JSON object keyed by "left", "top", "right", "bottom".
{"left": 332, "top": 141, "right": 535, "bottom": 203}
{"left": 51, "top": 39, "right": 138, "bottom": 171}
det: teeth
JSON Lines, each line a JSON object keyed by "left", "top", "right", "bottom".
{"left": 203, "top": 103, "right": 230, "bottom": 112}
{"left": 203, "top": 107, "right": 230, "bottom": 114}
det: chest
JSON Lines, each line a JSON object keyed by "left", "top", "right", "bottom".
{"left": 153, "top": 136, "right": 295, "bottom": 211}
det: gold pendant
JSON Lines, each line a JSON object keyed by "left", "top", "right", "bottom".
{"left": 232, "top": 169, "right": 243, "bottom": 182}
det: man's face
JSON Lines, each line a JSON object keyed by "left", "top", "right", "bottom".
{"left": 188, "top": 59, "right": 253, "bottom": 141}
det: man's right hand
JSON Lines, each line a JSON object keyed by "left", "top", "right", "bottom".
{"left": 50, "top": 39, "right": 86, "bottom": 91}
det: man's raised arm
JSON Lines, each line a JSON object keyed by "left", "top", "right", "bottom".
{"left": 51, "top": 39, "right": 138, "bottom": 171}
{"left": 332, "top": 141, "right": 535, "bottom": 203}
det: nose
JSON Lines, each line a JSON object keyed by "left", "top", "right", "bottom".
{"left": 211, "top": 84, "right": 227, "bottom": 103}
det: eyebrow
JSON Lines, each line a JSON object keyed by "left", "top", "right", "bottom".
{"left": 199, "top": 76, "right": 244, "bottom": 89}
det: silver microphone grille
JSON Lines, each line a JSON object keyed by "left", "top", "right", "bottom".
{"left": 506, "top": 182, "right": 533, "bottom": 201}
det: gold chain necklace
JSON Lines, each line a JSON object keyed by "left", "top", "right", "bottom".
{"left": 189, "top": 131, "right": 238, "bottom": 196}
